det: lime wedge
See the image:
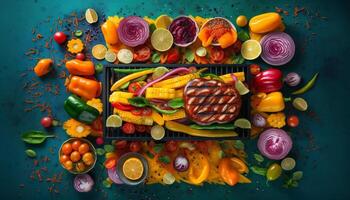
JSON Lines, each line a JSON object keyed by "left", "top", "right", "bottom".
{"left": 235, "top": 80, "right": 249, "bottom": 95}
{"left": 106, "top": 115, "right": 122, "bottom": 128}
{"left": 85, "top": 8, "right": 98, "bottom": 24}
{"left": 241, "top": 39, "right": 262, "bottom": 60}
{"left": 195, "top": 47, "right": 207, "bottom": 57}
{"left": 155, "top": 15, "right": 173, "bottom": 29}
{"left": 292, "top": 97, "right": 308, "bottom": 111}
{"left": 150, "top": 125, "right": 165, "bottom": 140}
{"left": 162, "top": 172, "right": 176, "bottom": 185}
{"left": 281, "top": 157, "right": 296, "bottom": 171}
{"left": 151, "top": 28, "right": 173, "bottom": 52}
{"left": 105, "top": 49, "right": 117, "bottom": 63}
{"left": 152, "top": 66, "right": 169, "bottom": 79}
{"left": 234, "top": 118, "right": 251, "bottom": 129}
{"left": 117, "top": 49, "right": 133, "bottom": 64}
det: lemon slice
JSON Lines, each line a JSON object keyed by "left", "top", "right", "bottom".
{"left": 155, "top": 15, "right": 173, "bottom": 29}
{"left": 162, "top": 172, "right": 176, "bottom": 185}
{"left": 105, "top": 49, "right": 117, "bottom": 63}
{"left": 85, "top": 8, "right": 98, "bottom": 24}
{"left": 151, "top": 28, "right": 173, "bottom": 52}
{"left": 241, "top": 39, "right": 262, "bottom": 60}
{"left": 106, "top": 115, "right": 122, "bottom": 128}
{"left": 122, "top": 158, "right": 144, "bottom": 180}
{"left": 117, "top": 49, "right": 133, "bottom": 64}
{"left": 150, "top": 125, "right": 165, "bottom": 140}
{"left": 92, "top": 44, "right": 107, "bottom": 60}
{"left": 234, "top": 118, "right": 251, "bottom": 129}
{"left": 235, "top": 80, "right": 250, "bottom": 95}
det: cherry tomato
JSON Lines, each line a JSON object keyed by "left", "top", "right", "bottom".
{"left": 142, "top": 107, "right": 152, "bottom": 116}
{"left": 249, "top": 64, "right": 261, "bottom": 76}
{"left": 104, "top": 157, "right": 117, "bottom": 169}
{"left": 70, "top": 151, "right": 81, "bottom": 162}
{"left": 167, "top": 48, "right": 180, "bottom": 64}
{"left": 54, "top": 31, "right": 67, "bottom": 44}
{"left": 61, "top": 143, "right": 73, "bottom": 155}
{"left": 40, "top": 116, "right": 53, "bottom": 128}
{"left": 165, "top": 141, "right": 178, "bottom": 152}
{"left": 112, "top": 102, "right": 134, "bottom": 111}
{"left": 76, "top": 53, "right": 85, "bottom": 60}
{"left": 59, "top": 154, "right": 70, "bottom": 164}
{"left": 210, "top": 47, "right": 225, "bottom": 62}
{"left": 122, "top": 123, "right": 135, "bottom": 134}
{"left": 287, "top": 115, "right": 299, "bottom": 127}
{"left": 64, "top": 160, "right": 73, "bottom": 170}
{"left": 130, "top": 142, "right": 142, "bottom": 152}
{"left": 131, "top": 109, "right": 143, "bottom": 116}
{"left": 133, "top": 46, "right": 151, "bottom": 62}
{"left": 96, "top": 137, "right": 104, "bottom": 145}
{"left": 72, "top": 140, "right": 82, "bottom": 151}
{"left": 128, "top": 82, "right": 142, "bottom": 94}
{"left": 91, "top": 116, "right": 103, "bottom": 136}
{"left": 115, "top": 140, "right": 128, "bottom": 149}
{"left": 82, "top": 152, "right": 94, "bottom": 165}
{"left": 135, "top": 125, "right": 146, "bottom": 133}
{"left": 78, "top": 143, "right": 90, "bottom": 155}
{"left": 76, "top": 162, "right": 86, "bottom": 172}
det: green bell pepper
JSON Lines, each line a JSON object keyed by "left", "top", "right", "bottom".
{"left": 64, "top": 95, "right": 99, "bottom": 124}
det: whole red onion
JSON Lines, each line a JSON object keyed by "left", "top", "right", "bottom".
{"left": 74, "top": 174, "right": 94, "bottom": 192}
{"left": 284, "top": 72, "right": 301, "bottom": 87}
{"left": 117, "top": 16, "right": 149, "bottom": 47}
{"left": 258, "top": 128, "right": 292, "bottom": 160}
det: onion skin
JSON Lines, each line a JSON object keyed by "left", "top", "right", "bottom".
{"left": 74, "top": 174, "right": 94, "bottom": 192}
{"left": 117, "top": 16, "right": 149, "bottom": 47}
{"left": 284, "top": 72, "right": 301, "bottom": 87}
{"left": 260, "top": 32, "right": 295, "bottom": 66}
{"left": 173, "top": 155, "right": 189, "bottom": 172}
{"left": 257, "top": 128, "right": 292, "bottom": 160}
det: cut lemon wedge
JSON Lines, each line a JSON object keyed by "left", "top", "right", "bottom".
{"left": 155, "top": 15, "right": 173, "bottom": 29}
{"left": 106, "top": 115, "right": 122, "bottom": 128}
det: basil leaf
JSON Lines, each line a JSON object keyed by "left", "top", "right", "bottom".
{"left": 253, "top": 153, "right": 264, "bottom": 163}
{"left": 292, "top": 171, "right": 303, "bottom": 181}
{"left": 232, "top": 54, "right": 245, "bottom": 64}
{"left": 103, "top": 144, "right": 115, "bottom": 153}
{"left": 128, "top": 97, "right": 150, "bottom": 107}
{"left": 95, "top": 63, "right": 103, "bottom": 74}
{"left": 146, "top": 151, "right": 154, "bottom": 159}
{"left": 151, "top": 52, "right": 161, "bottom": 63}
{"left": 250, "top": 166, "right": 267, "bottom": 176}
{"left": 25, "top": 149, "right": 36, "bottom": 158}
{"left": 158, "top": 155, "right": 171, "bottom": 164}
{"left": 234, "top": 140, "right": 245, "bottom": 150}
{"left": 184, "top": 49, "right": 195, "bottom": 62}
{"left": 153, "top": 144, "right": 164, "bottom": 153}
{"left": 238, "top": 30, "right": 250, "bottom": 41}
{"left": 150, "top": 104, "right": 177, "bottom": 114}
{"left": 21, "top": 130, "right": 55, "bottom": 144}
{"left": 96, "top": 148, "right": 106, "bottom": 156}
{"left": 168, "top": 98, "right": 184, "bottom": 109}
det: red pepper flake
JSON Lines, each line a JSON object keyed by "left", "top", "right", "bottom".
{"left": 33, "top": 159, "right": 39, "bottom": 166}
{"left": 275, "top": 7, "right": 282, "bottom": 13}
{"left": 25, "top": 48, "right": 38, "bottom": 56}
{"left": 36, "top": 34, "right": 44, "bottom": 39}
{"left": 42, "top": 156, "right": 50, "bottom": 163}
{"left": 283, "top": 10, "right": 289, "bottom": 15}
{"left": 36, "top": 170, "right": 43, "bottom": 182}
{"left": 48, "top": 186, "right": 53, "bottom": 192}
{"left": 294, "top": 7, "right": 305, "bottom": 16}
{"left": 40, "top": 166, "right": 48, "bottom": 172}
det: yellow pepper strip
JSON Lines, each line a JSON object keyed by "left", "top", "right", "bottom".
{"left": 114, "top": 109, "right": 153, "bottom": 125}
{"left": 145, "top": 88, "right": 176, "bottom": 99}
{"left": 249, "top": 12, "right": 282, "bottom": 34}
{"left": 165, "top": 121, "right": 238, "bottom": 138}
{"left": 109, "top": 91, "right": 134, "bottom": 104}
{"left": 251, "top": 92, "right": 285, "bottom": 112}
{"left": 151, "top": 110, "right": 164, "bottom": 126}
{"left": 162, "top": 109, "right": 186, "bottom": 121}
{"left": 188, "top": 152, "right": 210, "bottom": 185}
{"left": 153, "top": 72, "right": 200, "bottom": 89}
{"left": 219, "top": 72, "right": 245, "bottom": 83}
{"left": 267, "top": 112, "right": 286, "bottom": 128}
{"left": 110, "top": 69, "right": 154, "bottom": 91}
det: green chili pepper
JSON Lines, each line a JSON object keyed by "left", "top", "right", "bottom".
{"left": 113, "top": 68, "right": 151, "bottom": 74}
{"left": 150, "top": 104, "right": 177, "bottom": 114}
{"left": 292, "top": 73, "right": 319, "bottom": 95}
{"left": 189, "top": 123, "right": 236, "bottom": 130}
{"left": 64, "top": 95, "right": 99, "bottom": 124}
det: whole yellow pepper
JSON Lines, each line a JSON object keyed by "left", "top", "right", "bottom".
{"left": 101, "top": 19, "right": 119, "bottom": 45}
{"left": 249, "top": 12, "right": 282, "bottom": 34}
{"left": 251, "top": 92, "right": 285, "bottom": 112}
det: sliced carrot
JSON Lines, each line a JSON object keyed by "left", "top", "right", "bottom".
{"left": 160, "top": 53, "right": 168, "bottom": 64}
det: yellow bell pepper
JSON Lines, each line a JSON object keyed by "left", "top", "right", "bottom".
{"left": 162, "top": 109, "right": 186, "bottom": 121}
{"left": 101, "top": 19, "right": 119, "bottom": 45}
{"left": 251, "top": 92, "right": 285, "bottom": 112}
{"left": 114, "top": 109, "right": 153, "bottom": 125}
{"left": 145, "top": 88, "right": 176, "bottom": 99}
{"left": 267, "top": 112, "right": 286, "bottom": 128}
{"left": 188, "top": 152, "right": 210, "bottom": 185}
{"left": 153, "top": 72, "right": 200, "bottom": 89}
{"left": 165, "top": 121, "right": 237, "bottom": 138}
{"left": 249, "top": 12, "right": 282, "bottom": 34}
{"left": 110, "top": 69, "right": 154, "bottom": 91}
{"left": 219, "top": 72, "right": 245, "bottom": 83}
{"left": 151, "top": 110, "right": 164, "bottom": 126}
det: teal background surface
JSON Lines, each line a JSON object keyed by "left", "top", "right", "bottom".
{"left": 0, "top": 0, "right": 349, "bottom": 199}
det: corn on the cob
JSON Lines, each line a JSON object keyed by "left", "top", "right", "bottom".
{"left": 153, "top": 73, "right": 200, "bottom": 89}
{"left": 162, "top": 109, "right": 186, "bottom": 121}
{"left": 145, "top": 88, "right": 176, "bottom": 99}
{"left": 175, "top": 89, "right": 184, "bottom": 98}
{"left": 151, "top": 110, "right": 164, "bottom": 125}
{"left": 219, "top": 72, "right": 245, "bottom": 83}
{"left": 109, "top": 91, "right": 134, "bottom": 105}
{"left": 114, "top": 109, "right": 153, "bottom": 125}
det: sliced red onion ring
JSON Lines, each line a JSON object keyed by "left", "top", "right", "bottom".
{"left": 107, "top": 167, "right": 123, "bottom": 184}
{"left": 73, "top": 174, "right": 94, "bottom": 192}
{"left": 258, "top": 128, "right": 292, "bottom": 160}
{"left": 260, "top": 32, "right": 295, "bottom": 66}
{"left": 117, "top": 16, "right": 149, "bottom": 47}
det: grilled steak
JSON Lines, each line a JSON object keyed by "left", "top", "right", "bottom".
{"left": 184, "top": 78, "right": 241, "bottom": 125}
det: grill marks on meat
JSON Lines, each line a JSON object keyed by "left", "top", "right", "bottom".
{"left": 184, "top": 79, "right": 241, "bottom": 125}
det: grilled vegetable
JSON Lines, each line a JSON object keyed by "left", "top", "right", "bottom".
{"left": 219, "top": 72, "right": 245, "bottom": 83}
{"left": 151, "top": 110, "right": 165, "bottom": 126}
{"left": 145, "top": 88, "right": 176, "bottom": 99}
{"left": 162, "top": 109, "right": 186, "bottom": 121}
{"left": 109, "top": 91, "right": 134, "bottom": 105}
{"left": 114, "top": 109, "right": 153, "bottom": 125}
{"left": 153, "top": 72, "right": 201, "bottom": 89}
{"left": 110, "top": 69, "right": 154, "bottom": 91}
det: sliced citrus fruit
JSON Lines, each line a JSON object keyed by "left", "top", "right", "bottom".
{"left": 292, "top": 97, "right": 308, "bottom": 111}
{"left": 195, "top": 47, "right": 207, "bottom": 57}
{"left": 122, "top": 157, "right": 144, "bottom": 180}
{"left": 241, "top": 39, "right": 262, "bottom": 60}
{"left": 162, "top": 172, "right": 176, "bottom": 185}
{"left": 234, "top": 118, "right": 251, "bottom": 129}
{"left": 92, "top": 44, "right": 107, "bottom": 60}
{"left": 155, "top": 15, "right": 173, "bottom": 29}
{"left": 85, "top": 8, "right": 98, "bottom": 24}
{"left": 235, "top": 80, "right": 249, "bottom": 95}
{"left": 105, "top": 49, "right": 117, "bottom": 63}
{"left": 150, "top": 125, "right": 165, "bottom": 140}
{"left": 117, "top": 49, "right": 133, "bottom": 64}
{"left": 152, "top": 66, "right": 169, "bottom": 79}
{"left": 281, "top": 157, "right": 296, "bottom": 171}
{"left": 106, "top": 115, "right": 122, "bottom": 128}
{"left": 151, "top": 28, "right": 173, "bottom": 52}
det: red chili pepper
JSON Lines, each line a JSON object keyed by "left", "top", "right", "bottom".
{"left": 253, "top": 68, "right": 283, "bottom": 93}
{"left": 112, "top": 102, "right": 134, "bottom": 111}
{"left": 166, "top": 48, "right": 180, "bottom": 64}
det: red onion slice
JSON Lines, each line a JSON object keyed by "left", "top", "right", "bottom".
{"left": 117, "top": 16, "right": 149, "bottom": 47}
{"left": 260, "top": 32, "right": 295, "bottom": 66}
{"left": 107, "top": 167, "right": 123, "bottom": 184}
{"left": 169, "top": 16, "right": 198, "bottom": 47}
{"left": 258, "top": 128, "right": 292, "bottom": 160}
{"left": 73, "top": 174, "right": 94, "bottom": 192}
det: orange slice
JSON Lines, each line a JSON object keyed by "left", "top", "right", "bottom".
{"left": 122, "top": 157, "right": 144, "bottom": 180}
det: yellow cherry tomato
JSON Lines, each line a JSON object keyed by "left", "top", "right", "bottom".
{"left": 83, "top": 152, "right": 95, "bottom": 165}
{"left": 78, "top": 143, "right": 90, "bottom": 155}
{"left": 70, "top": 151, "right": 81, "bottom": 162}
{"left": 236, "top": 15, "right": 248, "bottom": 27}
{"left": 64, "top": 160, "right": 73, "bottom": 170}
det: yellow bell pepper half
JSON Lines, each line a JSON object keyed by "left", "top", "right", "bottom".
{"left": 251, "top": 92, "right": 285, "bottom": 112}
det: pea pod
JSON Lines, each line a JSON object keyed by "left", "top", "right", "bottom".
{"left": 113, "top": 68, "right": 152, "bottom": 74}
{"left": 292, "top": 73, "right": 318, "bottom": 95}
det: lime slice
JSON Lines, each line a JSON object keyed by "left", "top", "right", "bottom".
{"left": 151, "top": 28, "right": 174, "bottom": 52}
{"left": 117, "top": 49, "right": 133, "bottom": 64}
{"left": 162, "top": 172, "right": 176, "bottom": 185}
{"left": 150, "top": 125, "right": 165, "bottom": 140}
{"left": 155, "top": 15, "right": 173, "bottom": 29}
{"left": 92, "top": 44, "right": 107, "bottom": 60}
{"left": 281, "top": 157, "right": 296, "bottom": 171}
{"left": 195, "top": 47, "right": 207, "bottom": 57}
{"left": 235, "top": 80, "right": 249, "bottom": 95}
{"left": 241, "top": 39, "right": 262, "bottom": 60}
{"left": 106, "top": 115, "right": 122, "bottom": 128}
{"left": 152, "top": 66, "right": 169, "bottom": 79}
{"left": 234, "top": 118, "right": 251, "bottom": 129}
{"left": 85, "top": 8, "right": 98, "bottom": 24}
{"left": 292, "top": 97, "right": 308, "bottom": 111}
{"left": 105, "top": 49, "right": 117, "bottom": 63}
{"left": 74, "top": 30, "right": 83, "bottom": 37}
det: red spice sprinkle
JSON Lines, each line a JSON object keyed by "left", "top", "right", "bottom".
{"left": 275, "top": 7, "right": 282, "bottom": 13}
{"left": 33, "top": 159, "right": 39, "bottom": 166}
{"left": 36, "top": 170, "right": 43, "bottom": 182}
{"left": 294, "top": 7, "right": 305, "bottom": 16}
{"left": 40, "top": 166, "right": 48, "bottom": 172}
{"left": 36, "top": 34, "right": 44, "bottom": 39}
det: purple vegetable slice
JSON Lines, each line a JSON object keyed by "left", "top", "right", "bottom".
{"left": 169, "top": 16, "right": 198, "bottom": 47}
{"left": 107, "top": 167, "right": 124, "bottom": 184}
{"left": 74, "top": 174, "right": 94, "bottom": 192}
{"left": 117, "top": 16, "right": 149, "bottom": 47}
{"left": 257, "top": 128, "right": 292, "bottom": 160}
